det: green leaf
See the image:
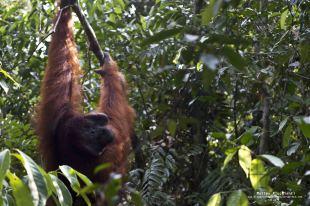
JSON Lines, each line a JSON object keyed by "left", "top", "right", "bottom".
{"left": 167, "top": 119, "right": 177, "bottom": 136}
{"left": 141, "top": 27, "right": 183, "bottom": 46}
{"left": 0, "top": 80, "right": 9, "bottom": 94}
{"left": 59, "top": 166, "right": 92, "bottom": 206}
{"left": 294, "top": 116, "right": 310, "bottom": 138}
{"left": 211, "top": 132, "right": 226, "bottom": 139}
{"left": 221, "top": 148, "right": 238, "bottom": 171}
{"left": 201, "top": 0, "right": 223, "bottom": 25}
{"left": 227, "top": 190, "right": 249, "bottom": 206}
{"left": 206, "top": 193, "right": 221, "bottom": 206}
{"left": 281, "top": 162, "right": 303, "bottom": 174}
{"left": 278, "top": 117, "right": 289, "bottom": 132}
{"left": 280, "top": 9, "right": 288, "bottom": 30}
{"left": 240, "top": 126, "right": 258, "bottom": 145}
{"left": 223, "top": 47, "right": 247, "bottom": 71}
{"left": 250, "top": 159, "right": 270, "bottom": 190}
{"left": 49, "top": 174, "right": 72, "bottom": 206}
{"left": 287, "top": 142, "right": 300, "bottom": 156}
{"left": 94, "top": 163, "right": 112, "bottom": 174}
{"left": 7, "top": 172, "right": 34, "bottom": 206}
{"left": 14, "top": 150, "right": 48, "bottom": 206}
{"left": 75, "top": 171, "right": 92, "bottom": 187}
{"left": 0, "top": 149, "right": 11, "bottom": 191}
{"left": 113, "top": 0, "right": 125, "bottom": 9}
{"left": 238, "top": 145, "right": 252, "bottom": 178}
{"left": 59, "top": 165, "right": 80, "bottom": 193}
{"left": 0, "top": 68, "right": 20, "bottom": 86}
{"left": 299, "top": 43, "right": 310, "bottom": 64}
{"left": 40, "top": 169, "right": 53, "bottom": 197}
{"left": 130, "top": 190, "right": 144, "bottom": 206}
{"left": 282, "top": 124, "right": 292, "bottom": 148}
{"left": 259, "top": 154, "right": 285, "bottom": 168}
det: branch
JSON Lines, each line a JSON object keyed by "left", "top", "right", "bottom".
{"left": 72, "top": 4, "right": 105, "bottom": 66}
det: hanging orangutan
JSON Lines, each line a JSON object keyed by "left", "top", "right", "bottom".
{"left": 35, "top": 3, "right": 135, "bottom": 185}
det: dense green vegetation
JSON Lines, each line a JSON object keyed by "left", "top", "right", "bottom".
{"left": 0, "top": 0, "right": 309, "bottom": 205}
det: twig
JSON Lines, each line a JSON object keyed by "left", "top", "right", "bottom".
{"left": 72, "top": 4, "right": 105, "bottom": 66}
{"left": 271, "top": 30, "right": 290, "bottom": 51}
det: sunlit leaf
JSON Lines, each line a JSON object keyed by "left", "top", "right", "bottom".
{"left": 222, "top": 148, "right": 238, "bottom": 171}
{"left": 113, "top": 0, "right": 125, "bottom": 9}
{"left": 7, "top": 172, "right": 34, "bottom": 206}
{"left": 0, "top": 149, "right": 10, "bottom": 191}
{"left": 0, "top": 68, "right": 20, "bottom": 86}
{"left": 280, "top": 9, "right": 288, "bottom": 30}
{"left": 250, "top": 159, "right": 269, "bottom": 190}
{"left": 238, "top": 145, "right": 252, "bottom": 178}
{"left": 59, "top": 165, "right": 80, "bottom": 193}
{"left": 75, "top": 171, "right": 92, "bottom": 187}
{"left": 206, "top": 193, "right": 221, "bottom": 206}
{"left": 14, "top": 150, "right": 48, "bottom": 206}
{"left": 49, "top": 174, "right": 72, "bottom": 206}
{"left": 227, "top": 190, "right": 249, "bottom": 206}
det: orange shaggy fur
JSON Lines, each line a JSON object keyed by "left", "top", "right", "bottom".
{"left": 36, "top": 6, "right": 135, "bottom": 184}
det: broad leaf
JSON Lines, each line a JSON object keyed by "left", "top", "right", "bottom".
{"left": 227, "top": 190, "right": 249, "bottom": 206}
{"left": 7, "top": 171, "right": 34, "bottom": 206}
{"left": 294, "top": 116, "right": 310, "bottom": 138}
{"left": 238, "top": 145, "right": 252, "bottom": 178}
{"left": 59, "top": 165, "right": 80, "bottom": 193}
{"left": 15, "top": 150, "right": 48, "bottom": 206}
{"left": 201, "top": 0, "right": 223, "bottom": 25}
{"left": 250, "top": 159, "right": 270, "bottom": 190}
{"left": 49, "top": 174, "right": 72, "bottom": 206}
{"left": 221, "top": 148, "right": 238, "bottom": 171}
{"left": 94, "top": 163, "right": 112, "bottom": 174}
{"left": 59, "top": 166, "right": 91, "bottom": 206}
{"left": 167, "top": 119, "right": 177, "bottom": 136}
{"left": 223, "top": 47, "right": 247, "bottom": 71}
{"left": 0, "top": 68, "right": 20, "bottom": 86}
{"left": 280, "top": 9, "right": 288, "bottom": 30}
{"left": 287, "top": 142, "right": 300, "bottom": 156}
{"left": 278, "top": 117, "right": 289, "bottom": 132}
{"left": 260, "top": 154, "right": 285, "bottom": 168}
{"left": 283, "top": 124, "right": 292, "bottom": 148}
{"left": 206, "top": 193, "right": 221, "bottom": 206}
{"left": 0, "top": 149, "right": 10, "bottom": 191}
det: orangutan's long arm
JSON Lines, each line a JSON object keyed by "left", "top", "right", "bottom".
{"left": 36, "top": 7, "right": 82, "bottom": 170}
